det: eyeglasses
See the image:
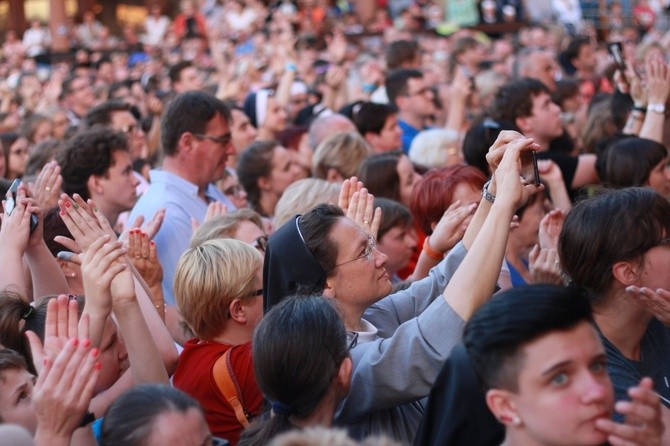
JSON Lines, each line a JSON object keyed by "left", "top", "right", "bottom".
{"left": 194, "top": 133, "right": 232, "bottom": 147}
{"left": 120, "top": 123, "right": 142, "bottom": 135}
{"left": 252, "top": 235, "right": 268, "bottom": 253}
{"left": 405, "top": 87, "right": 431, "bottom": 97}
{"left": 330, "top": 235, "right": 376, "bottom": 269}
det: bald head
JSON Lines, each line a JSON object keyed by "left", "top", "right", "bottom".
{"left": 307, "top": 113, "right": 356, "bottom": 150}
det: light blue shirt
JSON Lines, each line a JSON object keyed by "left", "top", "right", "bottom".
{"left": 128, "top": 169, "right": 235, "bottom": 305}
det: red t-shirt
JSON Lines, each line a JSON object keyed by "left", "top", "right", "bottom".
{"left": 173, "top": 340, "right": 263, "bottom": 446}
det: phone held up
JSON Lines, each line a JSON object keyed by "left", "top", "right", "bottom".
{"left": 520, "top": 150, "right": 540, "bottom": 187}
{"left": 4, "top": 179, "right": 39, "bottom": 234}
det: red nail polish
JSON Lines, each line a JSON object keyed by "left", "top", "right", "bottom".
{"left": 91, "top": 348, "right": 99, "bottom": 358}
{"left": 71, "top": 338, "right": 78, "bottom": 346}
{"left": 64, "top": 201, "right": 71, "bottom": 208}
{"left": 59, "top": 210, "right": 65, "bottom": 216}
{"left": 150, "top": 241, "right": 155, "bottom": 246}
{"left": 82, "top": 339, "right": 91, "bottom": 348}
{"left": 95, "top": 362, "right": 102, "bottom": 370}
{"left": 141, "top": 233, "right": 147, "bottom": 238}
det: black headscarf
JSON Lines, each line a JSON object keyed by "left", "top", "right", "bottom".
{"left": 262, "top": 215, "right": 327, "bottom": 312}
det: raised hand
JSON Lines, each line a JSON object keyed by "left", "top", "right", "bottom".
{"left": 33, "top": 337, "right": 100, "bottom": 446}
{"left": 57, "top": 194, "right": 116, "bottom": 253}
{"left": 595, "top": 377, "right": 663, "bottom": 446}
{"left": 81, "top": 234, "right": 127, "bottom": 324}
{"left": 25, "top": 295, "right": 90, "bottom": 375}
{"left": 528, "top": 245, "right": 563, "bottom": 286}
{"left": 428, "top": 200, "right": 477, "bottom": 253}
{"left": 538, "top": 209, "right": 564, "bottom": 250}
{"left": 625, "top": 286, "right": 670, "bottom": 326}
{"left": 123, "top": 207, "right": 166, "bottom": 241}
{"left": 127, "top": 229, "right": 163, "bottom": 290}
{"left": 30, "top": 160, "right": 62, "bottom": 211}
{"left": 346, "top": 188, "right": 381, "bottom": 240}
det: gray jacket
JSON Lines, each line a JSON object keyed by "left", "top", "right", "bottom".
{"left": 335, "top": 242, "right": 468, "bottom": 444}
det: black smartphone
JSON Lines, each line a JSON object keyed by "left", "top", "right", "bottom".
{"left": 520, "top": 151, "right": 540, "bottom": 187}
{"left": 608, "top": 42, "right": 631, "bottom": 86}
{"left": 5, "top": 179, "right": 39, "bottom": 234}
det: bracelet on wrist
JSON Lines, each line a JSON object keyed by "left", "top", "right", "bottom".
{"left": 632, "top": 105, "right": 647, "bottom": 114}
{"left": 423, "top": 236, "right": 445, "bottom": 261}
{"left": 482, "top": 180, "right": 496, "bottom": 204}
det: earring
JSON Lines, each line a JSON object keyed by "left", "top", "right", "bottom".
{"left": 512, "top": 416, "right": 522, "bottom": 426}
{"left": 68, "top": 272, "right": 77, "bottom": 278}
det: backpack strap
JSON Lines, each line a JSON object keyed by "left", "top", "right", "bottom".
{"left": 212, "top": 349, "right": 250, "bottom": 427}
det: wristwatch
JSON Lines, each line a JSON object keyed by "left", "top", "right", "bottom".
{"left": 647, "top": 103, "right": 666, "bottom": 114}
{"left": 482, "top": 180, "right": 496, "bottom": 203}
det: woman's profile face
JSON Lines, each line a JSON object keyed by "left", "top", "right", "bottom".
{"left": 397, "top": 155, "right": 422, "bottom": 207}
{"left": 497, "top": 321, "right": 613, "bottom": 446}
{"left": 263, "top": 97, "right": 288, "bottom": 134}
{"left": 377, "top": 223, "right": 417, "bottom": 276}
{"left": 646, "top": 157, "right": 670, "bottom": 197}
{"left": 267, "top": 146, "right": 301, "bottom": 197}
{"left": 325, "top": 218, "right": 392, "bottom": 311}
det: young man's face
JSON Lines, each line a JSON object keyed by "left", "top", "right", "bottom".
{"left": 522, "top": 92, "right": 563, "bottom": 143}
{"left": 369, "top": 114, "right": 402, "bottom": 153}
{"left": 98, "top": 150, "right": 140, "bottom": 213}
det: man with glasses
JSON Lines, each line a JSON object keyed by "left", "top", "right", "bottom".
{"left": 129, "top": 91, "right": 236, "bottom": 343}
{"left": 61, "top": 74, "right": 96, "bottom": 126}
{"left": 85, "top": 100, "right": 149, "bottom": 162}
{"left": 385, "top": 68, "right": 436, "bottom": 153}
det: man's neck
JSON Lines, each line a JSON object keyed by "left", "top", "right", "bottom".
{"left": 523, "top": 131, "right": 550, "bottom": 151}
{"left": 162, "top": 157, "right": 209, "bottom": 200}
{"left": 397, "top": 111, "right": 424, "bottom": 131}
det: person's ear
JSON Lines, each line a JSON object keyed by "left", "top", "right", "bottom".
{"left": 228, "top": 298, "right": 247, "bottom": 323}
{"left": 325, "top": 168, "right": 344, "bottom": 184}
{"left": 322, "top": 280, "right": 335, "bottom": 298}
{"left": 612, "top": 260, "right": 640, "bottom": 287}
{"left": 257, "top": 175, "right": 272, "bottom": 191}
{"left": 515, "top": 116, "right": 531, "bottom": 135}
{"left": 57, "top": 258, "right": 78, "bottom": 279}
{"left": 486, "top": 388, "right": 522, "bottom": 427}
{"left": 178, "top": 132, "right": 195, "bottom": 155}
{"left": 336, "top": 356, "right": 353, "bottom": 397}
{"left": 87, "top": 174, "right": 103, "bottom": 197}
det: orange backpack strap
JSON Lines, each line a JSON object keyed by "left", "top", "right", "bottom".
{"left": 212, "top": 349, "right": 250, "bottom": 428}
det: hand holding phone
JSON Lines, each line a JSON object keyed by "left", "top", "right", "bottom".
{"left": 520, "top": 151, "right": 540, "bottom": 187}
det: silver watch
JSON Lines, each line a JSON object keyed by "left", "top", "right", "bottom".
{"left": 648, "top": 103, "right": 666, "bottom": 114}
{"left": 482, "top": 180, "right": 496, "bottom": 203}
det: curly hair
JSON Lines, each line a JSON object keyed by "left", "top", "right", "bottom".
{"left": 57, "top": 126, "right": 129, "bottom": 201}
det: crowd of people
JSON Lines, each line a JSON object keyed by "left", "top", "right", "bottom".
{"left": 1, "top": 0, "right": 670, "bottom": 445}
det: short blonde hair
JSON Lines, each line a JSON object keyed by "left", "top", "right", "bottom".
{"left": 273, "top": 178, "right": 341, "bottom": 228}
{"left": 174, "top": 239, "right": 262, "bottom": 340}
{"left": 312, "top": 132, "right": 373, "bottom": 180}
{"left": 189, "top": 208, "right": 264, "bottom": 248}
